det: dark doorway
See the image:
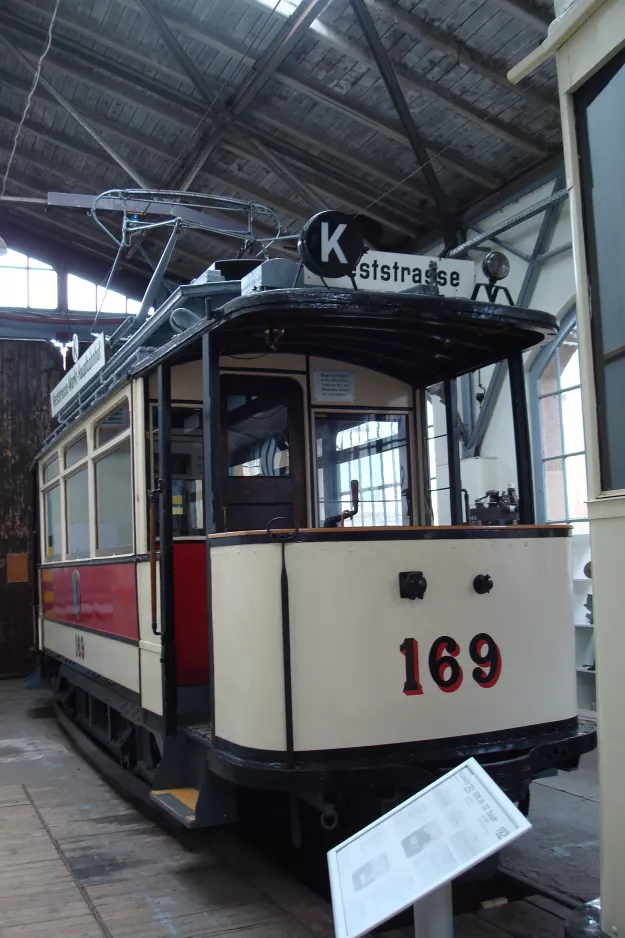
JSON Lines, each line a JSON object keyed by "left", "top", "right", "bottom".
{"left": 221, "top": 375, "right": 307, "bottom": 531}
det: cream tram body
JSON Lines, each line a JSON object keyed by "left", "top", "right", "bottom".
{"left": 35, "top": 281, "right": 594, "bottom": 830}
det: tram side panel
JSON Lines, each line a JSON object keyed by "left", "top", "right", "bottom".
{"left": 210, "top": 531, "right": 577, "bottom": 755}
{"left": 41, "top": 563, "right": 141, "bottom": 695}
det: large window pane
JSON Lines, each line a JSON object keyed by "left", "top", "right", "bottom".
{"left": 66, "top": 468, "right": 90, "bottom": 559}
{"left": 545, "top": 458, "right": 566, "bottom": 521}
{"left": 28, "top": 269, "right": 57, "bottom": 309}
{"left": 96, "top": 443, "right": 133, "bottom": 554}
{"left": 43, "top": 456, "right": 59, "bottom": 483}
{"left": 28, "top": 256, "right": 52, "bottom": 270}
{"left": 95, "top": 400, "right": 130, "bottom": 448}
{"left": 44, "top": 485, "right": 61, "bottom": 560}
{"left": 566, "top": 454, "right": 589, "bottom": 518}
{"left": 67, "top": 274, "right": 96, "bottom": 312}
{"left": 539, "top": 355, "right": 559, "bottom": 395}
{"left": 0, "top": 249, "right": 26, "bottom": 268}
{"left": 65, "top": 434, "right": 88, "bottom": 468}
{"left": 562, "top": 388, "right": 585, "bottom": 454}
{"left": 315, "top": 413, "right": 410, "bottom": 526}
{"left": 540, "top": 395, "right": 562, "bottom": 458}
{"left": 151, "top": 407, "right": 204, "bottom": 536}
{"left": 227, "top": 395, "right": 290, "bottom": 477}
{"left": 0, "top": 268, "right": 27, "bottom": 306}
{"left": 560, "top": 342, "right": 580, "bottom": 390}
{"left": 96, "top": 285, "right": 128, "bottom": 313}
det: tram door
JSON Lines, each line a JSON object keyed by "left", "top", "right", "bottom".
{"left": 221, "top": 376, "right": 307, "bottom": 531}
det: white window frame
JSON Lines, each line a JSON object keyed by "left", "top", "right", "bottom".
{"left": 39, "top": 388, "right": 134, "bottom": 563}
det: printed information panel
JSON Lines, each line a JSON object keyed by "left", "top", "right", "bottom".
{"left": 327, "top": 758, "right": 531, "bottom": 938}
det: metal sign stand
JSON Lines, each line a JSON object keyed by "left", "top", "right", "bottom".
{"left": 414, "top": 883, "right": 453, "bottom": 938}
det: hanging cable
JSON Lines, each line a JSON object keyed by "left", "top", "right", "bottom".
{"left": 1, "top": 0, "right": 61, "bottom": 196}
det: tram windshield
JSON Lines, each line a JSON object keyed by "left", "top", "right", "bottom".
{"left": 315, "top": 413, "right": 410, "bottom": 526}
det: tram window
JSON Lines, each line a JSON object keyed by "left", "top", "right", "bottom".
{"left": 315, "top": 414, "right": 410, "bottom": 526}
{"left": 44, "top": 485, "right": 61, "bottom": 560}
{"left": 151, "top": 406, "right": 204, "bottom": 536}
{"left": 43, "top": 456, "right": 59, "bottom": 483}
{"left": 66, "top": 468, "right": 90, "bottom": 559}
{"left": 95, "top": 400, "right": 130, "bottom": 448}
{"left": 65, "top": 434, "right": 88, "bottom": 469}
{"left": 227, "top": 395, "right": 290, "bottom": 477}
{"left": 95, "top": 442, "right": 133, "bottom": 554}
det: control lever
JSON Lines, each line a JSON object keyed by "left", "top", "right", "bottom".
{"left": 323, "top": 479, "right": 360, "bottom": 528}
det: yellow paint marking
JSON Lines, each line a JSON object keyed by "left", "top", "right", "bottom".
{"left": 153, "top": 787, "right": 199, "bottom": 811}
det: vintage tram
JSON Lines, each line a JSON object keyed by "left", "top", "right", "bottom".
{"left": 34, "top": 215, "right": 595, "bottom": 835}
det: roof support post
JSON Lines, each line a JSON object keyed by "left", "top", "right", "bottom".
{"left": 444, "top": 378, "right": 464, "bottom": 525}
{"left": 463, "top": 177, "right": 566, "bottom": 458}
{"left": 157, "top": 361, "right": 178, "bottom": 737}
{"left": 515, "top": 175, "right": 566, "bottom": 308}
{"left": 348, "top": 0, "right": 451, "bottom": 222}
{"left": 508, "top": 350, "right": 535, "bottom": 523}
{"left": 0, "top": 36, "right": 149, "bottom": 189}
{"left": 464, "top": 362, "right": 507, "bottom": 458}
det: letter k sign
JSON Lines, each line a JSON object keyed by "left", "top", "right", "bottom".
{"left": 321, "top": 221, "right": 347, "bottom": 264}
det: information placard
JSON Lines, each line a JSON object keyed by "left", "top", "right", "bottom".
{"left": 327, "top": 758, "right": 531, "bottom": 938}
{"left": 313, "top": 369, "right": 356, "bottom": 402}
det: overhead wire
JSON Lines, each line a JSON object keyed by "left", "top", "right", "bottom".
{"left": 1, "top": 0, "right": 61, "bottom": 197}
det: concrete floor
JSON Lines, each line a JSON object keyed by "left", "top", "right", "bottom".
{"left": 0, "top": 680, "right": 337, "bottom": 938}
{"left": 0, "top": 678, "right": 601, "bottom": 936}
{"left": 502, "top": 751, "right": 599, "bottom": 902}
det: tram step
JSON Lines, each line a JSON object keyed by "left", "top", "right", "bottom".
{"left": 150, "top": 787, "right": 200, "bottom": 827}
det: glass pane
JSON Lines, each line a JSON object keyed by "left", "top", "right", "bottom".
{"left": 67, "top": 274, "right": 96, "bottom": 312}
{"left": 66, "top": 468, "right": 90, "bottom": 558}
{"left": 44, "top": 485, "right": 61, "bottom": 560}
{"left": 151, "top": 407, "right": 204, "bottom": 536}
{"left": 539, "top": 354, "right": 559, "bottom": 395}
{"left": 540, "top": 395, "right": 562, "bottom": 458}
{"left": 126, "top": 298, "right": 142, "bottom": 315}
{"left": 28, "top": 269, "right": 57, "bottom": 309}
{"left": 560, "top": 330, "right": 580, "bottom": 389}
{"left": 603, "top": 357, "right": 625, "bottom": 490}
{"left": 545, "top": 458, "right": 566, "bottom": 521}
{"left": 43, "top": 456, "right": 59, "bottom": 483}
{"left": 227, "top": 395, "right": 290, "bottom": 477}
{"left": 28, "top": 256, "right": 52, "bottom": 270}
{"left": 562, "top": 388, "right": 585, "bottom": 454}
{"left": 95, "top": 400, "right": 130, "bottom": 447}
{"left": 577, "top": 58, "right": 625, "bottom": 490}
{"left": 65, "top": 434, "right": 88, "bottom": 468}
{"left": 566, "top": 454, "right": 589, "bottom": 518}
{"left": 0, "top": 249, "right": 26, "bottom": 268}
{"left": 315, "top": 413, "right": 409, "bottom": 526}
{"left": 96, "top": 285, "right": 128, "bottom": 313}
{"left": 0, "top": 268, "right": 27, "bottom": 306}
{"left": 96, "top": 443, "right": 133, "bottom": 554}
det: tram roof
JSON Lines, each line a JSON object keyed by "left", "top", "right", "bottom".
{"left": 132, "top": 287, "right": 558, "bottom": 387}
{"left": 37, "top": 285, "right": 556, "bottom": 459}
